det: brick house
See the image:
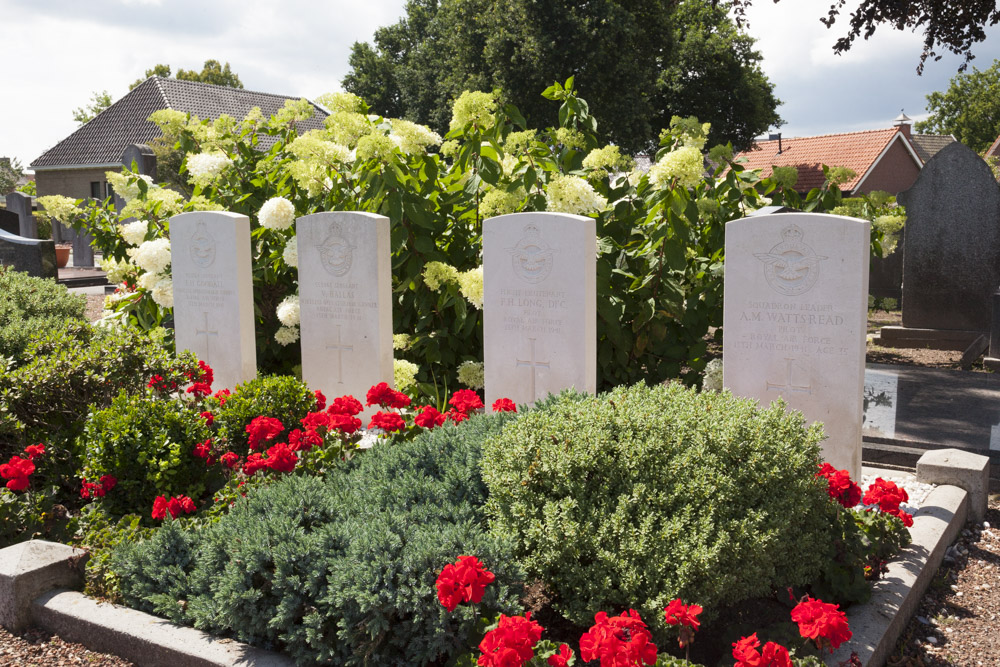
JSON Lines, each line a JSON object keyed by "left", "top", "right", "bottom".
{"left": 735, "top": 117, "right": 955, "bottom": 196}
{"left": 30, "top": 77, "right": 327, "bottom": 199}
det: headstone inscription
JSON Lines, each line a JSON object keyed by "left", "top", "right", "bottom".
{"left": 483, "top": 212, "right": 596, "bottom": 407}
{"left": 296, "top": 211, "right": 393, "bottom": 404}
{"left": 898, "top": 141, "right": 1000, "bottom": 333}
{"left": 723, "top": 212, "right": 870, "bottom": 479}
{"left": 170, "top": 211, "right": 256, "bottom": 390}
{"left": 0, "top": 229, "right": 56, "bottom": 279}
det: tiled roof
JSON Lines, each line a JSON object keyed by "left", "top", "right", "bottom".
{"left": 31, "top": 77, "right": 327, "bottom": 169}
{"left": 985, "top": 133, "right": 1000, "bottom": 159}
{"left": 735, "top": 127, "right": 908, "bottom": 192}
{"left": 911, "top": 134, "right": 956, "bottom": 163}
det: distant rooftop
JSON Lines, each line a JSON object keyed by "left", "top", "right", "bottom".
{"left": 910, "top": 134, "right": 957, "bottom": 163}
{"left": 31, "top": 77, "right": 327, "bottom": 169}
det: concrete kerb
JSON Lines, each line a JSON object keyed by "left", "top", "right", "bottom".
{"left": 826, "top": 480, "right": 968, "bottom": 667}
{"left": 916, "top": 448, "right": 991, "bottom": 523}
{"left": 0, "top": 540, "right": 87, "bottom": 633}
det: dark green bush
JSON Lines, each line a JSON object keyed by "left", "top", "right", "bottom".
{"left": 211, "top": 375, "right": 318, "bottom": 455}
{"left": 0, "top": 322, "right": 198, "bottom": 464}
{"left": 113, "top": 412, "right": 523, "bottom": 666}
{"left": 80, "top": 392, "right": 213, "bottom": 517}
{"left": 0, "top": 266, "right": 85, "bottom": 358}
{"left": 481, "top": 382, "right": 833, "bottom": 633}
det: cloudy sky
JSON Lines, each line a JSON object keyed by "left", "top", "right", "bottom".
{"left": 3, "top": 0, "right": 1000, "bottom": 169}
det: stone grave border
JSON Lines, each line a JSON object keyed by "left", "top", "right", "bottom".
{"left": 0, "top": 449, "right": 988, "bottom": 667}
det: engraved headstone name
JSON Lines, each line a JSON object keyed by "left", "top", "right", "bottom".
{"left": 723, "top": 213, "right": 869, "bottom": 478}
{"left": 171, "top": 211, "right": 257, "bottom": 390}
{"left": 483, "top": 212, "right": 596, "bottom": 407}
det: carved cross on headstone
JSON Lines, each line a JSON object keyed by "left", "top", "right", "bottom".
{"left": 516, "top": 337, "right": 550, "bottom": 402}
{"left": 195, "top": 311, "right": 219, "bottom": 363}
{"left": 765, "top": 357, "right": 812, "bottom": 394}
{"left": 326, "top": 324, "right": 354, "bottom": 384}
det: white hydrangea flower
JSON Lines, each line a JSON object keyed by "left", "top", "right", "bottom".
{"left": 389, "top": 119, "right": 442, "bottom": 155}
{"left": 99, "top": 256, "right": 134, "bottom": 284}
{"left": 186, "top": 151, "right": 233, "bottom": 186}
{"left": 457, "top": 360, "right": 485, "bottom": 390}
{"left": 275, "top": 325, "right": 300, "bottom": 346}
{"left": 422, "top": 262, "right": 459, "bottom": 290}
{"left": 648, "top": 146, "right": 704, "bottom": 190}
{"left": 458, "top": 267, "right": 484, "bottom": 309}
{"left": 137, "top": 271, "right": 161, "bottom": 291}
{"left": 36, "top": 195, "right": 80, "bottom": 224}
{"left": 258, "top": 197, "right": 295, "bottom": 230}
{"left": 545, "top": 175, "right": 608, "bottom": 215}
{"left": 393, "top": 333, "right": 412, "bottom": 350}
{"left": 450, "top": 91, "right": 497, "bottom": 131}
{"left": 150, "top": 275, "right": 174, "bottom": 309}
{"left": 394, "top": 359, "right": 419, "bottom": 390}
{"left": 282, "top": 236, "right": 298, "bottom": 268}
{"left": 315, "top": 92, "right": 366, "bottom": 115}
{"left": 105, "top": 172, "right": 155, "bottom": 203}
{"left": 276, "top": 294, "right": 300, "bottom": 327}
{"left": 119, "top": 220, "right": 149, "bottom": 246}
{"left": 127, "top": 238, "right": 171, "bottom": 274}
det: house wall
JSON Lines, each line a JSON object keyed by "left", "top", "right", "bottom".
{"left": 35, "top": 167, "right": 114, "bottom": 200}
{"left": 855, "top": 140, "right": 921, "bottom": 195}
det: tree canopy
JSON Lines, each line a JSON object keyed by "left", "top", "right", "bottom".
{"left": 915, "top": 59, "right": 1000, "bottom": 153}
{"left": 343, "top": 0, "right": 781, "bottom": 153}
{"left": 730, "top": 0, "right": 1000, "bottom": 73}
{"left": 72, "top": 90, "right": 114, "bottom": 126}
{"left": 129, "top": 60, "right": 244, "bottom": 90}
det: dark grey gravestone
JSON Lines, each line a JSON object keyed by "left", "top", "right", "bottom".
{"left": 898, "top": 142, "right": 1000, "bottom": 332}
{"left": 116, "top": 144, "right": 157, "bottom": 217}
{"left": 5, "top": 192, "right": 36, "bottom": 239}
{"left": 0, "top": 208, "right": 19, "bottom": 235}
{"left": 0, "top": 229, "right": 56, "bottom": 279}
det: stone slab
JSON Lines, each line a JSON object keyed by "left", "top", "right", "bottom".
{"left": 32, "top": 590, "right": 294, "bottom": 667}
{"left": 959, "top": 334, "right": 989, "bottom": 370}
{"left": 877, "top": 326, "right": 983, "bottom": 351}
{"left": 898, "top": 141, "right": 1000, "bottom": 332}
{"left": 827, "top": 484, "right": 967, "bottom": 667}
{"left": 0, "top": 541, "right": 87, "bottom": 632}
{"left": 170, "top": 211, "right": 257, "bottom": 390}
{"left": 5, "top": 192, "right": 36, "bottom": 238}
{"left": 0, "top": 228, "right": 57, "bottom": 279}
{"left": 916, "top": 448, "right": 990, "bottom": 522}
{"left": 724, "top": 212, "right": 870, "bottom": 479}
{"left": 297, "top": 212, "right": 393, "bottom": 406}
{"left": 483, "top": 212, "right": 596, "bottom": 407}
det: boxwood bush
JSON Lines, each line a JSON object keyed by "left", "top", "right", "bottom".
{"left": 480, "top": 382, "right": 833, "bottom": 633}
{"left": 0, "top": 266, "right": 85, "bottom": 358}
{"left": 112, "top": 411, "right": 523, "bottom": 666}
{"left": 211, "top": 375, "right": 318, "bottom": 455}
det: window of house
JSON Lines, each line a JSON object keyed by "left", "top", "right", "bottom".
{"left": 90, "top": 181, "right": 102, "bottom": 199}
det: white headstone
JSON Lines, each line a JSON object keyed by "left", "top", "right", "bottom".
{"left": 483, "top": 212, "right": 596, "bottom": 407}
{"left": 723, "top": 212, "right": 870, "bottom": 479}
{"left": 297, "top": 212, "right": 393, "bottom": 404}
{"left": 171, "top": 211, "right": 257, "bottom": 390}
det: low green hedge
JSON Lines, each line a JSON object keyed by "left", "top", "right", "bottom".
{"left": 481, "top": 382, "right": 833, "bottom": 634}
{"left": 211, "top": 375, "right": 318, "bottom": 455}
{"left": 112, "top": 411, "right": 523, "bottom": 666}
{"left": 0, "top": 266, "right": 85, "bottom": 358}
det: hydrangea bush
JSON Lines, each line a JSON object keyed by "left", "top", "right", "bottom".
{"left": 45, "top": 78, "right": 852, "bottom": 389}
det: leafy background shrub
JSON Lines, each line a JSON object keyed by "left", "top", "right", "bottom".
{"left": 0, "top": 267, "right": 85, "bottom": 358}
{"left": 113, "top": 411, "right": 523, "bottom": 666}
{"left": 80, "top": 392, "right": 213, "bottom": 517}
{"left": 481, "top": 382, "right": 833, "bottom": 638}
{"left": 211, "top": 375, "right": 318, "bottom": 455}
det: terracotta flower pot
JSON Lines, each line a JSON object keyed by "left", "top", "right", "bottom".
{"left": 55, "top": 245, "right": 70, "bottom": 268}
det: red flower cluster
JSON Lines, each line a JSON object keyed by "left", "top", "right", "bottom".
{"left": 214, "top": 388, "right": 231, "bottom": 405}
{"left": 184, "top": 361, "right": 214, "bottom": 398}
{"left": 450, "top": 389, "right": 484, "bottom": 414}
{"left": 264, "top": 442, "right": 298, "bottom": 473}
{"left": 546, "top": 644, "right": 573, "bottom": 667}
{"left": 732, "top": 633, "right": 792, "bottom": 667}
{"left": 200, "top": 411, "right": 215, "bottom": 426}
{"left": 790, "top": 596, "right": 852, "bottom": 652}
{"left": 415, "top": 405, "right": 447, "bottom": 429}
{"left": 328, "top": 395, "right": 364, "bottom": 416}
{"left": 25, "top": 444, "right": 45, "bottom": 459}
{"left": 369, "top": 411, "right": 406, "bottom": 432}
{"left": 246, "top": 416, "right": 284, "bottom": 450}
{"left": 435, "top": 555, "right": 496, "bottom": 612}
{"left": 366, "top": 382, "right": 411, "bottom": 409}
{"left": 80, "top": 475, "right": 117, "bottom": 499}
{"left": 0, "top": 455, "right": 35, "bottom": 492}
{"left": 863, "top": 478, "right": 913, "bottom": 527}
{"left": 314, "top": 390, "right": 327, "bottom": 411}
{"left": 477, "top": 612, "right": 544, "bottom": 667}
{"left": 220, "top": 452, "right": 240, "bottom": 469}
{"left": 244, "top": 453, "right": 268, "bottom": 476}
{"left": 147, "top": 375, "right": 177, "bottom": 392}
{"left": 492, "top": 398, "right": 517, "bottom": 413}
{"left": 663, "top": 598, "right": 702, "bottom": 649}
{"left": 193, "top": 439, "right": 215, "bottom": 466}
{"left": 579, "top": 610, "right": 658, "bottom": 667}
{"left": 815, "top": 463, "right": 862, "bottom": 508}
{"left": 151, "top": 494, "right": 197, "bottom": 520}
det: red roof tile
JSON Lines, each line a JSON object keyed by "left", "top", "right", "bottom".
{"left": 735, "top": 127, "right": 908, "bottom": 192}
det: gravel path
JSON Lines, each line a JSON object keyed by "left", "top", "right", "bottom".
{"left": 0, "top": 626, "right": 134, "bottom": 666}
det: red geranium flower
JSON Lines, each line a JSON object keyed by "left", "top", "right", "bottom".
{"left": 24, "top": 444, "right": 45, "bottom": 459}
{"left": 243, "top": 453, "right": 268, "bottom": 475}
{"left": 0, "top": 455, "right": 34, "bottom": 492}
{"left": 414, "top": 405, "right": 447, "bottom": 429}
{"left": 147, "top": 375, "right": 177, "bottom": 392}
{"left": 547, "top": 644, "right": 573, "bottom": 667}
{"left": 314, "top": 390, "right": 327, "bottom": 411}
{"left": 863, "top": 478, "right": 913, "bottom": 526}
{"left": 815, "top": 463, "right": 862, "bottom": 508}
{"left": 732, "top": 634, "right": 792, "bottom": 667}
{"left": 99, "top": 475, "right": 117, "bottom": 492}
{"left": 664, "top": 598, "right": 702, "bottom": 650}
{"left": 328, "top": 395, "right": 364, "bottom": 416}
{"left": 450, "top": 389, "right": 484, "bottom": 414}
{"left": 185, "top": 360, "right": 214, "bottom": 387}
{"left": 579, "top": 609, "right": 657, "bottom": 667}
{"left": 151, "top": 495, "right": 168, "bottom": 520}
{"left": 366, "top": 382, "right": 410, "bottom": 408}
{"left": 187, "top": 382, "right": 212, "bottom": 398}
{"left": 369, "top": 411, "right": 406, "bottom": 433}
{"left": 213, "top": 388, "right": 231, "bottom": 405}
{"left": 165, "top": 495, "right": 196, "bottom": 517}
{"left": 445, "top": 409, "right": 469, "bottom": 424}
{"left": 200, "top": 411, "right": 215, "bottom": 426}
{"left": 193, "top": 439, "right": 215, "bottom": 465}
{"left": 436, "top": 555, "right": 496, "bottom": 612}
{"left": 246, "top": 416, "right": 284, "bottom": 450}
{"left": 477, "top": 612, "right": 543, "bottom": 667}
{"left": 220, "top": 452, "right": 240, "bottom": 469}
{"left": 328, "top": 414, "right": 362, "bottom": 435}
{"left": 492, "top": 398, "right": 516, "bottom": 413}
{"left": 790, "top": 596, "right": 852, "bottom": 652}
{"left": 301, "top": 411, "right": 331, "bottom": 431}
{"left": 265, "top": 442, "right": 298, "bottom": 473}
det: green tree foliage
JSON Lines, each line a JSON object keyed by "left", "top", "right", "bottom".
{"left": 71, "top": 90, "right": 113, "bottom": 126}
{"left": 0, "top": 158, "right": 22, "bottom": 195}
{"left": 914, "top": 59, "right": 1000, "bottom": 153}
{"left": 343, "top": 0, "right": 780, "bottom": 152}
{"left": 129, "top": 60, "right": 244, "bottom": 90}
